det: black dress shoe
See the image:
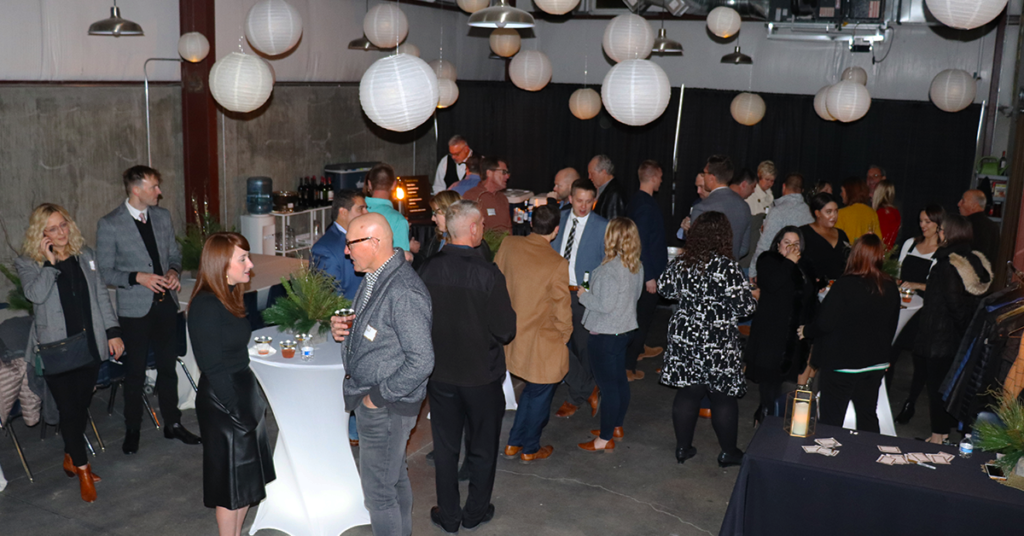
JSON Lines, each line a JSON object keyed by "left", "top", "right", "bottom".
{"left": 164, "top": 423, "right": 202, "bottom": 445}
{"left": 462, "top": 504, "right": 495, "bottom": 532}
{"left": 122, "top": 429, "right": 140, "bottom": 455}
{"left": 430, "top": 506, "right": 460, "bottom": 534}
{"left": 676, "top": 446, "right": 697, "bottom": 464}
{"left": 753, "top": 404, "right": 768, "bottom": 428}
{"left": 895, "top": 400, "right": 915, "bottom": 424}
{"left": 717, "top": 449, "right": 744, "bottom": 468}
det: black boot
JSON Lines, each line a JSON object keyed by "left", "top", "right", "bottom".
{"left": 676, "top": 446, "right": 697, "bottom": 464}
{"left": 895, "top": 400, "right": 915, "bottom": 424}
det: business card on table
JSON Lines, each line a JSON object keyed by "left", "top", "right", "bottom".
{"left": 928, "top": 452, "right": 954, "bottom": 465}
{"left": 876, "top": 454, "right": 909, "bottom": 465}
{"left": 803, "top": 445, "right": 822, "bottom": 454}
{"left": 907, "top": 453, "right": 932, "bottom": 464}
{"left": 816, "top": 438, "right": 842, "bottom": 449}
{"left": 817, "top": 448, "right": 839, "bottom": 457}
{"left": 878, "top": 445, "right": 902, "bottom": 454}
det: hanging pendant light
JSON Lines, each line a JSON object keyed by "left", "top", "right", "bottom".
{"left": 721, "top": 46, "right": 752, "bottom": 65}
{"left": 468, "top": 0, "right": 535, "bottom": 29}
{"left": 348, "top": 36, "right": 382, "bottom": 51}
{"left": 652, "top": 28, "right": 683, "bottom": 55}
{"left": 88, "top": 1, "right": 143, "bottom": 37}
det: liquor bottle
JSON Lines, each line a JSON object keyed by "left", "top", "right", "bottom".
{"left": 320, "top": 177, "right": 328, "bottom": 206}
{"left": 297, "top": 177, "right": 308, "bottom": 210}
{"left": 582, "top": 271, "right": 590, "bottom": 290}
{"left": 301, "top": 177, "right": 311, "bottom": 209}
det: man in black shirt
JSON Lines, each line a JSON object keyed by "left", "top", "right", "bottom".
{"left": 625, "top": 161, "right": 668, "bottom": 380}
{"left": 589, "top": 155, "right": 627, "bottom": 220}
{"left": 958, "top": 189, "right": 1001, "bottom": 263}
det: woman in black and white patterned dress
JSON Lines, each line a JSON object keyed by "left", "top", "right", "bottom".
{"left": 658, "top": 211, "right": 758, "bottom": 467}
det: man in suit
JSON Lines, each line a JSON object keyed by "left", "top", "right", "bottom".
{"left": 958, "top": 188, "right": 1001, "bottom": 263}
{"left": 686, "top": 155, "right": 751, "bottom": 260}
{"left": 495, "top": 204, "right": 572, "bottom": 462}
{"left": 434, "top": 134, "right": 473, "bottom": 195}
{"left": 419, "top": 201, "right": 516, "bottom": 533}
{"left": 311, "top": 189, "right": 368, "bottom": 301}
{"left": 589, "top": 155, "right": 627, "bottom": 220}
{"left": 96, "top": 165, "right": 200, "bottom": 454}
{"left": 550, "top": 167, "right": 578, "bottom": 210}
{"left": 551, "top": 179, "right": 608, "bottom": 418}
{"left": 625, "top": 161, "right": 668, "bottom": 381}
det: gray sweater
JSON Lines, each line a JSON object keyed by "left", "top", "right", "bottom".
{"left": 579, "top": 258, "right": 644, "bottom": 335}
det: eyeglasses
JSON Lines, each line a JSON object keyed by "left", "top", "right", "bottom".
{"left": 345, "top": 236, "right": 378, "bottom": 248}
{"left": 496, "top": 169, "right": 510, "bottom": 175}
{"left": 432, "top": 209, "right": 444, "bottom": 216}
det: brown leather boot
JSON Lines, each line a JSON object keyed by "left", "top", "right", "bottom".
{"left": 76, "top": 464, "right": 98, "bottom": 503}
{"left": 64, "top": 454, "right": 101, "bottom": 483}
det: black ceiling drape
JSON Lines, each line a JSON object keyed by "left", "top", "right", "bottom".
{"left": 436, "top": 81, "right": 981, "bottom": 243}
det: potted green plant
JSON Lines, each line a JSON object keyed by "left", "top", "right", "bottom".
{"left": 261, "top": 266, "right": 351, "bottom": 342}
{"left": 177, "top": 195, "right": 231, "bottom": 276}
{"left": 0, "top": 263, "right": 32, "bottom": 315}
{"left": 975, "top": 389, "right": 1024, "bottom": 477}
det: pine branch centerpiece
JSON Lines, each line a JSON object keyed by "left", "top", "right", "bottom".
{"left": 975, "top": 389, "right": 1024, "bottom": 475}
{"left": 261, "top": 266, "right": 351, "bottom": 338}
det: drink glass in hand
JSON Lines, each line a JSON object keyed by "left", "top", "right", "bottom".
{"left": 335, "top": 308, "right": 355, "bottom": 330}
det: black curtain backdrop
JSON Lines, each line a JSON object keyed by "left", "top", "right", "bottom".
{"left": 436, "top": 81, "right": 982, "bottom": 244}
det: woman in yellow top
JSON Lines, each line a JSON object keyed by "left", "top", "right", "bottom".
{"left": 835, "top": 177, "right": 882, "bottom": 241}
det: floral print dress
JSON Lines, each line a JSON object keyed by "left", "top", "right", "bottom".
{"left": 657, "top": 254, "right": 757, "bottom": 397}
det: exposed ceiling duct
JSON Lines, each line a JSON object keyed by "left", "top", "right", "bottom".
{"left": 678, "top": 0, "right": 768, "bottom": 18}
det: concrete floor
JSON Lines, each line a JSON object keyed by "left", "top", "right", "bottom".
{"left": 0, "top": 306, "right": 937, "bottom": 535}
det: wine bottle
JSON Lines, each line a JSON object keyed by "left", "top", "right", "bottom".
{"left": 327, "top": 176, "right": 335, "bottom": 204}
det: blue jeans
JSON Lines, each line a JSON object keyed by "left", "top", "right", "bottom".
{"left": 589, "top": 333, "right": 631, "bottom": 440}
{"left": 355, "top": 402, "right": 418, "bottom": 536}
{"left": 349, "top": 412, "right": 359, "bottom": 441}
{"left": 507, "top": 381, "right": 557, "bottom": 454}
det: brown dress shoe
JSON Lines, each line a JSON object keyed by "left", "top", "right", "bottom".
{"left": 638, "top": 345, "right": 663, "bottom": 360}
{"left": 349, "top": 439, "right": 359, "bottom": 447}
{"left": 76, "top": 464, "right": 98, "bottom": 503}
{"left": 520, "top": 445, "right": 554, "bottom": 462}
{"left": 503, "top": 445, "right": 523, "bottom": 458}
{"left": 588, "top": 387, "right": 600, "bottom": 417}
{"left": 64, "top": 454, "right": 101, "bottom": 483}
{"left": 626, "top": 370, "right": 645, "bottom": 382}
{"left": 578, "top": 438, "right": 615, "bottom": 452}
{"left": 590, "top": 427, "right": 624, "bottom": 439}
{"left": 555, "top": 401, "right": 578, "bottom": 418}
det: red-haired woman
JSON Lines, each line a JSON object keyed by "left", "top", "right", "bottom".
{"left": 834, "top": 177, "right": 882, "bottom": 242}
{"left": 803, "top": 235, "right": 900, "bottom": 431}
{"left": 188, "top": 233, "right": 275, "bottom": 536}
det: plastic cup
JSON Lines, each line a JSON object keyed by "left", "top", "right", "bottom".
{"left": 280, "top": 340, "right": 296, "bottom": 358}
{"left": 254, "top": 336, "right": 273, "bottom": 355}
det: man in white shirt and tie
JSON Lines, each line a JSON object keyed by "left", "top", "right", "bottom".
{"left": 434, "top": 135, "right": 473, "bottom": 195}
{"left": 550, "top": 179, "right": 608, "bottom": 418}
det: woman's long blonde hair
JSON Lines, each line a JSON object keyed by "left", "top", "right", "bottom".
{"left": 431, "top": 190, "right": 461, "bottom": 240}
{"left": 22, "top": 203, "right": 85, "bottom": 264}
{"left": 871, "top": 179, "right": 896, "bottom": 210}
{"left": 602, "top": 217, "right": 642, "bottom": 274}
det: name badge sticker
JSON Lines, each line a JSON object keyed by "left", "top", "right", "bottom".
{"left": 88, "top": 260, "right": 97, "bottom": 271}
{"left": 363, "top": 325, "right": 377, "bottom": 341}
{"left": 486, "top": 208, "right": 496, "bottom": 216}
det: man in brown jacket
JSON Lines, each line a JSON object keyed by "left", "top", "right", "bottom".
{"left": 494, "top": 204, "right": 573, "bottom": 462}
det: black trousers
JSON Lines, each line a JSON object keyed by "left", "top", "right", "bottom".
{"left": 563, "top": 293, "right": 595, "bottom": 406}
{"left": 625, "top": 289, "right": 659, "bottom": 372}
{"left": 119, "top": 298, "right": 181, "bottom": 430}
{"left": 428, "top": 378, "right": 504, "bottom": 529}
{"left": 44, "top": 361, "right": 100, "bottom": 467}
{"left": 818, "top": 369, "right": 884, "bottom": 433}
{"left": 926, "top": 355, "right": 959, "bottom": 435}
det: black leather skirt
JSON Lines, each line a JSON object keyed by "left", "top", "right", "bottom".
{"left": 196, "top": 367, "right": 276, "bottom": 509}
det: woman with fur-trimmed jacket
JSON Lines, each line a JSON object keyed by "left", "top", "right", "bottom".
{"left": 914, "top": 214, "right": 993, "bottom": 444}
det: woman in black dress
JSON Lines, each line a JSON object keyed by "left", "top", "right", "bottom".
{"left": 745, "top": 226, "right": 816, "bottom": 426}
{"left": 800, "top": 193, "right": 851, "bottom": 289}
{"left": 188, "top": 233, "right": 275, "bottom": 536}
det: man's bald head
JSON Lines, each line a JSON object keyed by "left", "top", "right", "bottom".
{"left": 958, "top": 189, "right": 987, "bottom": 217}
{"left": 346, "top": 213, "right": 395, "bottom": 272}
{"left": 553, "top": 168, "right": 579, "bottom": 200}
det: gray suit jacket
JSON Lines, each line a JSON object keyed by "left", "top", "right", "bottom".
{"left": 96, "top": 203, "right": 182, "bottom": 318}
{"left": 15, "top": 247, "right": 120, "bottom": 361}
{"left": 690, "top": 187, "right": 752, "bottom": 260}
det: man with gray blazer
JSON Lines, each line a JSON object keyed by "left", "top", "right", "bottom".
{"left": 551, "top": 179, "right": 608, "bottom": 419}
{"left": 688, "top": 155, "right": 752, "bottom": 260}
{"left": 96, "top": 166, "right": 200, "bottom": 454}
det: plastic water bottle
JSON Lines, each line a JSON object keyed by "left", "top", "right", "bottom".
{"left": 958, "top": 434, "right": 974, "bottom": 459}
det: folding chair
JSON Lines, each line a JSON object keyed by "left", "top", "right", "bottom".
{"left": 1, "top": 401, "right": 33, "bottom": 482}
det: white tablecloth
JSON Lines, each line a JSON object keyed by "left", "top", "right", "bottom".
{"left": 247, "top": 326, "right": 370, "bottom": 536}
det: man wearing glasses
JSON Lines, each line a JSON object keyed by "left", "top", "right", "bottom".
{"left": 331, "top": 212, "right": 434, "bottom": 536}
{"left": 463, "top": 157, "right": 513, "bottom": 232}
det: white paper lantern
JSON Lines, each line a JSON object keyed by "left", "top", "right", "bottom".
{"left": 428, "top": 60, "right": 457, "bottom": 81}
{"left": 396, "top": 44, "right": 420, "bottom": 57}
{"left": 364, "top": 3, "right": 409, "bottom": 49}
{"left": 509, "top": 50, "right": 552, "bottom": 91}
{"left": 707, "top": 6, "right": 742, "bottom": 39}
{"left": 825, "top": 81, "right": 871, "bottom": 123}
{"left": 457, "top": 0, "right": 489, "bottom": 13}
{"left": 534, "top": 0, "right": 581, "bottom": 15}
{"left": 930, "top": 69, "right": 977, "bottom": 112}
{"left": 209, "top": 53, "right": 275, "bottom": 113}
{"left": 437, "top": 79, "right": 460, "bottom": 108}
{"left": 601, "top": 59, "right": 671, "bottom": 127}
{"left": 490, "top": 29, "right": 521, "bottom": 57}
{"left": 841, "top": 66, "right": 868, "bottom": 85}
{"left": 360, "top": 54, "right": 439, "bottom": 132}
{"left": 569, "top": 88, "right": 602, "bottom": 120}
{"left": 731, "top": 92, "right": 765, "bottom": 126}
{"left": 245, "top": 0, "right": 303, "bottom": 56}
{"left": 178, "top": 32, "right": 210, "bottom": 63}
{"left": 814, "top": 85, "right": 835, "bottom": 121}
{"left": 602, "top": 14, "right": 654, "bottom": 63}
{"left": 925, "top": 0, "right": 1008, "bottom": 30}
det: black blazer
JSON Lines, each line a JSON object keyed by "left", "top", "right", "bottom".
{"left": 745, "top": 252, "right": 816, "bottom": 383}
{"left": 594, "top": 178, "right": 628, "bottom": 221}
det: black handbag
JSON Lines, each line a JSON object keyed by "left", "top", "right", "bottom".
{"left": 37, "top": 330, "right": 92, "bottom": 376}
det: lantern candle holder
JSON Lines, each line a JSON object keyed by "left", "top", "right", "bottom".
{"left": 784, "top": 389, "right": 816, "bottom": 438}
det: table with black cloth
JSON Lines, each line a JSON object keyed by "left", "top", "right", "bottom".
{"left": 719, "top": 417, "right": 1023, "bottom": 536}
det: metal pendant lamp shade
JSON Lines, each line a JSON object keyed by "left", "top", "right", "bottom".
{"left": 721, "top": 46, "right": 752, "bottom": 65}
{"left": 468, "top": 1, "right": 535, "bottom": 29}
{"left": 348, "top": 36, "right": 381, "bottom": 51}
{"left": 652, "top": 28, "right": 683, "bottom": 55}
{"left": 88, "top": 3, "right": 143, "bottom": 36}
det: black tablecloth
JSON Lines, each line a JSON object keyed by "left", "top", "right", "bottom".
{"left": 719, "top": 417, "right": 1024, "bottom": 535}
